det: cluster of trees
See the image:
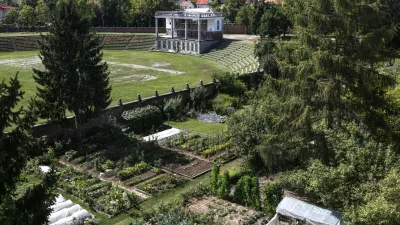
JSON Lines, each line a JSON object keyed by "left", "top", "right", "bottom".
{"left": 228, "top": 0, "right": 400, "bottom": 224}
{"left": 2, "top": 0, "right": 178, "bottom": 28}
{"left": 1, "top": 0, "right": 111, "bottom": 223}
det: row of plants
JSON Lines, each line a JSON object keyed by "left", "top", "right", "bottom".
{"left": 166, "top": 131, "right": 232, "bottom": 159}
{"left": 117, "top": 161, "right": 149, "bottom": 180}
{"left": 57, "top": 165, "right": 141, "bottom": 215}
{"left": 209, "top": 163, "right": 284, "bottom": 216}
{"left": 136, "top": 173, "right": 189, "bottom": 195}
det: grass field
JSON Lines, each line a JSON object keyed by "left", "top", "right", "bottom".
{"left": 0, "top": 50, "right": 225, "bottom": 108}
{"left": 167, "top": 119, "right": 227, "bottom": 135}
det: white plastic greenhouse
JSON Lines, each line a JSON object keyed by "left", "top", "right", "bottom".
{"left": 46, "top": 195, "right": 94, "bottom": 225}
{"left": 143, "top": 128, "right": 181, "bottom": 144}
{"left": 275, "top": 197, "right": 342, "bottom": 225}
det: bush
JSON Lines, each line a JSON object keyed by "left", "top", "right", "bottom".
{"left": 122, "top": 105, "right": 163, "bottom": 134}
{"left": 234, "top": 175, "right": 260, "bottom": 210}
{"left": 117, "top": 161, "right": 148, "bottom": 180}
{"left": 212, "top": 94, "right": 239, "bottom": 115}
{"left": 263, "top": 182, "right": 284, "bottom": 216}
{"left": 190, "top": 86, "right": 209, "bottom": 111}
{"left": 213, "top": 71, "right": 247, "bottom": 96}
{"left": 164, "top": 96, "right": 185, "bottom": 121}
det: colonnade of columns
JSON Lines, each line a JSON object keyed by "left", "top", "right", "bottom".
{"left": 155, "top": 18, "right": 202, "bottom": 42}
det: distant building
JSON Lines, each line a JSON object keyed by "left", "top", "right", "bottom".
{"left": 180, "top": 0, "right": 195, "bottom": 9}
{"left": 196, "top": 0, "right": 210, "bottom": 8}
{"left": 154, "top": 7, "right": 224, "bottom": 54}
{"left": 0, "top": 4, "right": 16, "bottom": 21}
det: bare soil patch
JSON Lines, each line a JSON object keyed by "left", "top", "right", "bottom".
{"left": 188, "top": 196, "right": 269, "bottom": 225}
{"left": 171, "top": 159, "right": 212, "bottom": 178}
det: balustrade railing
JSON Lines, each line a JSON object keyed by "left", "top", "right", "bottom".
{"left": 155, "top": 11, "right": 223, "bottom": 18}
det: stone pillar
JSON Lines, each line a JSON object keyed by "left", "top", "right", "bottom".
{"left": 172, "top": 18, "right": 174, "bottom": 39}
{"left": 198, "top": 19, "right": 201, "bottom": 42}
{"left": 185, "top": 19, "right": 188, "bottom": 40}
{"left": 155, "top": 18, "right": 158, "bottom": 40}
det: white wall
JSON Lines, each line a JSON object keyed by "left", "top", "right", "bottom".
{"left": 207, "top": 18, "right": 222, "bottom": 32}
{"left": 166, "top": 18, "right": 172, "bottom": 29}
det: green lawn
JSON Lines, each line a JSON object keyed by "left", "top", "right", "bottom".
{"left": 0, "top": 50, "right": 225, "bottom": 108}
{"left": 167, "top": 119, "right": 227, "bottom": 135}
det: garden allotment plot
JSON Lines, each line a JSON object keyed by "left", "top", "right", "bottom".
{"left": 0, "top": 50, "right": 223, "bottom": 107}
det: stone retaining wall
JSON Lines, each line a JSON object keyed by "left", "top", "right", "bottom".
{"left": 31, "top": 81, "right": 217, "bottom": 139}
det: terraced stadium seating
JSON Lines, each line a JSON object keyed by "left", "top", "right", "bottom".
{"left": 201, "top": 39, "right": 259, "bottom": 75}
{"left": 0, "top": 34, "right": 156, "bottom": 52}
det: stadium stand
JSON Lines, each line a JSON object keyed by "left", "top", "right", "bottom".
{"left": 201, "top": 39, "right": 259, "bottom": 75}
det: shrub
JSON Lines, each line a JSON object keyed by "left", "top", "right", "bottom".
{"left": 190, "top": 86, "right": 209, "bottom": 111}
{"left": 65, "top": 150, "right": 77, "bottom": 161}
{"left": 217, "top": 171, "right": 231, "bottom": 199}
{"left": 164, "top": 96, "right": 185, "bottom": 121}
{"left": 117, "top": 161, "right": 148, "bottom": 180}
{"left": 210, "top": 162, "right": 220, "bottom": 193}
{"left": 233, "top": 175, "right": 260, "bottom": 210}
{"left": 213, "top": 71, "right": 247, "bottom": 96}
{"left": 121, "top": 105, "right": 163, "bottom": 134}
{"left": 263, "top": 182, "right": 284, "bottom": 216}
{"left": 212, "top": 94, "right": 239, "bottom": 115}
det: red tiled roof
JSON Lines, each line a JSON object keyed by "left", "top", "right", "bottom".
{"left": 181, "top": 1, "right": 191, "bottom": 7}
{"left": 0, "top": 4, "right": 16, "bottom": 9}
{"left": 197, "top": 0, "right": 209, "bottom": 5}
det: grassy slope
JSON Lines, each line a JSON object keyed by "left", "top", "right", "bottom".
{"left": 0, "top": 50, "right": 225, "bottom": 108}
{"left": 167, "top": 119, "right": 227, "bottom": 135}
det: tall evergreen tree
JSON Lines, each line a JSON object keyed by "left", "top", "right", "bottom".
{"left": 229, "top": 0, "right": 400, "bottom": 172}
{"left": 33, "top": 0, "right": 111, "bottom": 128}
{"left": 0, "top": 74, "right": 57, "bottom": 225}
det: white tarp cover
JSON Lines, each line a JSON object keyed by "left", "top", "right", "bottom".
{"left": 48, "top": 205, "right": 82, "bottom": 224}
{"left": 55, "top": 194, "right": 66, "bottom": 204}
{"left": 50, "top": 209, "right": 94, "bottom": 225}
{"left": 143, "top": 128, "right": 181, "bottom": 142}
{"left": 39, "top": 165, "right": 51, "bottom": 173}
{"left": 51, "top": 200, "right": 74, "bottom": 213}
{"left": 276, "top": 197, "right": 341, "bottom": 225}
{"left": 266, "top": 214, "right": 279, "bottom": 225}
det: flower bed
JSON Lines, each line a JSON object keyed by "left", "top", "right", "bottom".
{"left": 196, "top": 112, "right": 227, "bottom": 123}
{"left": 136, "top": 174, "right": 189, "bottom": 195}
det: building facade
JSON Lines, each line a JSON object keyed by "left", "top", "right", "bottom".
{"left": 154, "top": 8, "right": 224, "bottom": 54}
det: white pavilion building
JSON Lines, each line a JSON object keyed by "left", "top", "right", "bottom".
{"left": 154, "top": 8, "right": 224, "bottom": 54}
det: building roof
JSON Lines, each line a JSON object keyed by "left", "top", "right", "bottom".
{"left": 276, "top": 197, "right": 342, "bottom": 225}
{"left": 197, "top": 0, "right": 209, "bottom": 5}
{"left": 0, "top": 4, "right": 16, "bottom": 9}
{"left": 180, "top": 0, "right": 192, "bottom": 7}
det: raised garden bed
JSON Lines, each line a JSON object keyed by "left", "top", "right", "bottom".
{"left": 169, "top": 159, "right": 212, "bottom": 179}
{"left": 57, "top": 165, "right": 142, "bottom": 216}
{"left": 136, "top": 173, "right": 189, "bottom": 195}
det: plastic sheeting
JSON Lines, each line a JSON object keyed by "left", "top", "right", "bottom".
{"left": 50, "top": 209, "right": 94, "bottom": 225}
{"left": 55, "top": 194, "right": 66, "bottom": 204}
{"left": 276, "top": 197, "right": 342, "bottom": 225}
{"left": 48, "top": 205, "right": 83, "bottom": 224}
{"left": 266, "top": 214, "right": 279, "bottom": 225}
{"left": 143, "top": 128, "right": 181, "bottom": 143}
{"left": 51, "top": 200, "right": 74, "bottom": 213}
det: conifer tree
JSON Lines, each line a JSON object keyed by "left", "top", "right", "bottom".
{"left": 0, "top": 74, "right": 57, "bottom": 225}
{"left": 217, "top": 171, "right": 230, "bottom": 199}
{"left": 33, "top": 0, "right": 111, "bottom": 128}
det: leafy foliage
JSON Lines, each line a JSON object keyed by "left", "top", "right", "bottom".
{"left": 263, "top": 182, "right": 283, "bottom": 216}
{"left": 233, "top": 175, "right": 260, "bottom": 210}
{"left": 163, "top": 96, "right": 185, "bottom": 121}
{"left": 190, "top": 86, "right": 209, "bottom": 112}
{"left": 121, "top": 105, "right": 163, "bottom": 134}
{"left": 213, "top": 71, "right": 246, "bottom": 97}
{"left": 0, "top": 75, "right": 57, "bottom": 225}
{"left": 117, "top": 161, "right": 148, "bottom": 180}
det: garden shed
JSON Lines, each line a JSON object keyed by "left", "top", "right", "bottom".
{"left": 275, "top": 197, "right": 343, "bottom": 225}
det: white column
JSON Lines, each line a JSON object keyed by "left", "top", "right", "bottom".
{"left": 198, "top": 19, "right": 201, "bottom": 42}
{"left": 185, "top": 20, "right": 188, "bottom": 40}
{"left": 155, "top": 18, "right": 158, "bottom": 39}
{"left": 171, "top": 18, "right": 174, "bottom": 39}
